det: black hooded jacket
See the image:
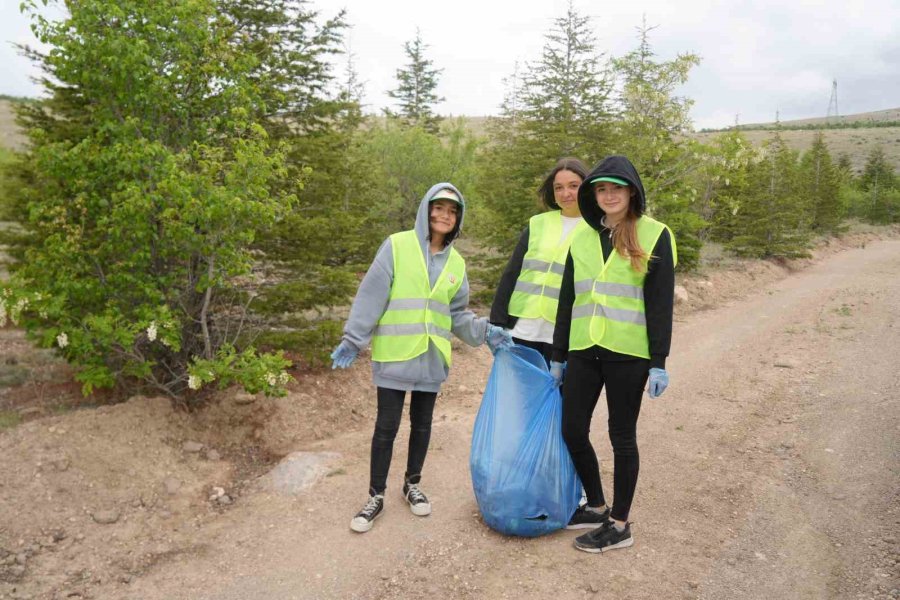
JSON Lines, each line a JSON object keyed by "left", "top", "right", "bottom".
{"left": 551, "top": 156, "right": 675, "bottom": 369}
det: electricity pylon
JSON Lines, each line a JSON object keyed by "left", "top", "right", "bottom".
{"left": 827, "top": 79, "right": 839, "bottom": 119}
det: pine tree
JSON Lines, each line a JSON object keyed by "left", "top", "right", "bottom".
{"left": 222, "top": 1, "right": 383, "bottom": 362}
{"left": 387, "top": 30, "right": 444, "bottom": 133}
{"left": 728, "top": 132, "right": 810, "bottom": 258}
{"left": 472, "top": 2, "right": 615, "bottom": 289}
{"left": 610, "top": 19, "right": 704, "bottom": 268}
{"left": 859, "top": 146, "right": 899, "bottom": 223}
{"left": 797, "top": 133, "right": 843, "bottom": 234}
{"left": 695, "top": 131, "right": 757, "bottom": 243}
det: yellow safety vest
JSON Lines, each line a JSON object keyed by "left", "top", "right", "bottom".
{"left": 568, "top": 216, "right": 677, "bottom": 359}
{"left": 371, "top": 230, "right": 466, "bottom": 366}
{"left": 508, "top": 212, "right": 587, "bottom": 323}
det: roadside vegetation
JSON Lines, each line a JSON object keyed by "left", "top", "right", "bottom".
{"left": 0, "top": 0, "right": 897, "bottom": 403}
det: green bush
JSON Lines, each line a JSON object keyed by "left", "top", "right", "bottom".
{"left": 5, "top": 0, "right": 295, "bottom": 401}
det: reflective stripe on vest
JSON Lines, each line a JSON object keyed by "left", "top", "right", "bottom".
{"left": 370, "top": 230, "right": 465, "bottom": 366}
{"left": 508, "top": 212, "right": 586, "bottom": 322}
{"left": 568, "top": 215, "right": 678, "bottom": 359}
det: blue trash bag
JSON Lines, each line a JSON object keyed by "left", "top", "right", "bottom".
{"left": 469, "top": 345, "right": 582, "bottom": 537}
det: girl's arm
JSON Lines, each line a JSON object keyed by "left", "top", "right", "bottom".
{"left": 551, "top": 251, "right": 575, "bottom": 362}
{"left": 449, "top": 272, "right": 491, "bottom": 347}
{"left": 489, "top": 226, "right": 530, "bottom": 328}
{"left": 644, "top": 229, "right": 675, "bottom": 369}
{"left": 341, "top": 239, "right": 394, "bottom": 351}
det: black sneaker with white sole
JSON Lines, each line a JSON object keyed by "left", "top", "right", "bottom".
{"left": 573, "top": 521, "right": 634, "bottom": 553}
{"left": 402, "top": 481, "right": 432, "bottom": 516}
{"left": 566, "top": 505, "right": 611, "bottom": 530}
{"left": 350, "top": 494, "right": 384, "bottom": 533}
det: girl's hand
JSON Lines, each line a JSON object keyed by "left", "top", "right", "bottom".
{"left": 549, "top": 361, "right": 566, "bottom": 387}
{"left": 486, "top": 325, "right": 514, "bottom": 354}
{"left": 330, "top": 341, "right": 359, "bottom": 369}
{"left": 648, "top": 368, "right": 669, "bottom": 398}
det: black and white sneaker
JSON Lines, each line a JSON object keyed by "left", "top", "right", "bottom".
{"left": 573, "top": 521, "right": 634, "bottom": 553}
{"left": 566, "top": 505, "right": 611, "bottom": 530}
{"left": 350, "top": 494, "right": 384, "bottom": 533}
{"left": 402, "top": 481, "right": 432, "bottom": 516}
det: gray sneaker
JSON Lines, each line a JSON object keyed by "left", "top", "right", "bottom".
{"left": 350, "top": 494, "right": 384, "bottom": 533}
{"left": 574, "top": 521, "right": 634, "bottom": 553}
{"left": 565, "top": 505, "right": 611, "bottom": 530}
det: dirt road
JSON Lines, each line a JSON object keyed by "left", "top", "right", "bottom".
{"left": 4, "top": 239, "right": 900, "bottom": 600}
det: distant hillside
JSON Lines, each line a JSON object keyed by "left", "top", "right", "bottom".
{"left": 3, "top": 100, "right": 899, "bottom": 173}
{"left": 690, "top": 110, "right": 900, "bottom": 174}
{"left": 729, "top": 107, "right": 900, "bottom": 129}
{"left": 0, "top": 100, "right": 26, "bottom": 151}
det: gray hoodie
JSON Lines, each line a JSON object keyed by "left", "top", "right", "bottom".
{"left": 341, "top": 183, "right": 490, "bottom": 392}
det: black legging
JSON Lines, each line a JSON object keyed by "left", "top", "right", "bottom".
{"left": 369, "top": 387, "right": 437, "bottom": 495}
{"left": 561, "top": 350, "right": 649, "bottom": 522}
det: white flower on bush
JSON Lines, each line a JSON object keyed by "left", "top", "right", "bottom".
{"left": 147, "top": 321, "right": 158, "bottom": 342}
{"left": 188, "top": 375, "right": 201, "bottom": 390}
{"left": 278, "top": 372, "right": 290, "bottom": 385}
{"left": 57, "top": 332, "right": 69, "bottom": 348}
{"left": 265, "top": 372, "right": 277, "bottom": 386}
{"left": 0, "top": 300, "right": 6, "bottom": 328}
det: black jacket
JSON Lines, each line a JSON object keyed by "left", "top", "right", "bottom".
{"left": 552, "top": 155, "right": 675, "bottom": 369}
{"left": 489, "top": 225, "right": 531, "bottom": 328}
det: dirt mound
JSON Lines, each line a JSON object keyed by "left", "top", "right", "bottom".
{"left": 0, "top": 396, "right": 237, "bottom": 596}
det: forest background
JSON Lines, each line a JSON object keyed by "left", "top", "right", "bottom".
{"left": 0, "top": 0, "right": 898, "bottom": 404}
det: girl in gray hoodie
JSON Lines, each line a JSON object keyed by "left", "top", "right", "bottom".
{"left": 331, "top": 182, "right": 513, "bottom": 533}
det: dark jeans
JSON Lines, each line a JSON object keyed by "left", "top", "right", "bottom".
{"left": 369, "top": 387, "right": 437, "bottom": 495}
{"left": 512, "top": 336, "right": 553, "bottom": 367}
{"left": 561, "top": 350, "right": 649, "bottom": 522}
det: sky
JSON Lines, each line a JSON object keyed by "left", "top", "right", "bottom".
{"left": 1, "top": 0, "right": 898, "bottom": 130}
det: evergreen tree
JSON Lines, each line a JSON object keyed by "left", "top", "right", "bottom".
{"left": 472, "top": 2, "right": 615, "bottom": 290}
{"left": 695, "top": 131, "right": 757, "bottom": 243}
{"left": 387, "top": 30, "right": 444, "bottom": 133}
{"left": 222, "top": 1, "right": 381, "bottom": 362}
{"left": 859, "top": 146, "right": 899, "bottom": 223}
{"left": 797, "top": 133, "right": 843, "bottom": 234}
{"left": 727, "top": 132, "right": 810, "bottom": 258}
{"left": 610, "top": 20, "right": 704, "bottom": 268}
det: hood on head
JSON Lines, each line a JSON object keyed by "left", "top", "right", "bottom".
{"left": 577, "top": 155, "right": 646, "bottom": 232}
{"left": 414, "top": 182, "right": 466, "bottom": 247}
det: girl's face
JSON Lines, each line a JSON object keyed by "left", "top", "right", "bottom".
{"left": 594, "top": 181, "right": 631, "bottom": 223}
{"left": 553, "top": 169, "right": 583, "bottom": 217}
{"left": 429, "top": 199, "right": 459, "bottom": 237}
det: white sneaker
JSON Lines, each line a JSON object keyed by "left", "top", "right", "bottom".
{"left": 402, "top": 481, "right": 431, "bottom": 516}
{"left": 350, "top": 494, "right": 384, "bottom": 533}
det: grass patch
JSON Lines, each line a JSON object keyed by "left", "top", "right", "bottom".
{"left": 0, "top": 410, "right": 21, "bottom": 429}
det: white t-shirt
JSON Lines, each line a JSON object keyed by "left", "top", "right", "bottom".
{"left": 510, "top": 215, "right": 583, "bottom": 344}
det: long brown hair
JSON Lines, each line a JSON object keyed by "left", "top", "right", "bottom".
{"left": 538, "top": 157, "right": 588, "bottom": 210}
{"left": 611, "top": 188, "right": 650, "bottom": 273}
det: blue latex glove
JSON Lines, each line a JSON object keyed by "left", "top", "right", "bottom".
{"left": 549, "top": 361, "right": 566, "bottom": 387}
{"left": 486, "top": 325, "right": 514, "bottom": 354}
{"left": 330, "top": 340, "right": 359, "bottom": 370}
{"left": 648, "top": 367, "right": 669, "bottom": 398}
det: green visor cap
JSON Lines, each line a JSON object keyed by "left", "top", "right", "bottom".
{"left": 590, "top": 176, "right": 629, "bottom": 186}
